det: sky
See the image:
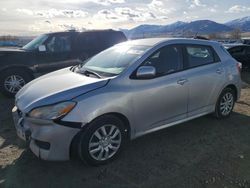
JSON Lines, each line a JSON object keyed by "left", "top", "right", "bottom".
{"left": 0, "top": 0, "right": 250, "bottom": 35}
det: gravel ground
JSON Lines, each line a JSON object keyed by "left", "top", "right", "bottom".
{"left": 0, "top": 73, "right": 249, "bottom": 188}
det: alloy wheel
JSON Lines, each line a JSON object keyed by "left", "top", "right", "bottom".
{"left": 4, "top": 75, "right": 26, "bottom": 94}
{"left": 220, "top": 92, "right": 234, "bottom": 116}
{"left": 88, "top": 124, "right": 122, "bottom": 161}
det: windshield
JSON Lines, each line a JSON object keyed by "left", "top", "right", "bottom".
{"left": 82, "top": 45, "right": 149, "bottom": 76}
{"left": 22, "top": 34, "right": 49, "bottom": 51}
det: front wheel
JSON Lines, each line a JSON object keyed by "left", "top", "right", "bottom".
{"left": 215, "top": 88, "right": 236, "bottom": 119}
{"left": 0, "top": 69, "right": 33, "bottom": 97}
{"left": 78, "top": 115, "right": 127, "bottom": 166}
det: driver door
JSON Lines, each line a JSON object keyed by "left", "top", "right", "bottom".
{"left": 130, "top": 45, "right": 188, "bottom": 134}
{"left": 35, "top": 33, "right": 75, "bottom": 73}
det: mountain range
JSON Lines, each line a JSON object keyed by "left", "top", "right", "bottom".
{"left": 122, "top": 16, "right": 250, "bottom": 39}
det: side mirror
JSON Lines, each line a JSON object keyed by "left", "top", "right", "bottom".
{"left": 38, "top": 45, "right": 46, "bottom": 52}
{"left": 136, "top": 66, "right": 156, "bottom": 79}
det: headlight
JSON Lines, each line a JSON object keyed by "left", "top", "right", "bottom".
{"left": 28, "top": 101, "right": 76, "bottom": 120}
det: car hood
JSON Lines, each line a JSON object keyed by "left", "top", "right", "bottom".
{"left": 16, "top": 67, "right": 110, "bottom": 113}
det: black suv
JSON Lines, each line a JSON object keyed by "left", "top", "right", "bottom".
{"left": 0, "top": 30, "right": 127, "bottom": 97}
{"left": 226, "top": 44, "right": 250, "bottom": 71}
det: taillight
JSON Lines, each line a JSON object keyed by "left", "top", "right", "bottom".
{"left": 237, "top": 62, "right": 242, "bottom": 73}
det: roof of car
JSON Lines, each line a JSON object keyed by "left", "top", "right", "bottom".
{"left": 122, "top": 38, "right": 220, "bottom": 47}
{"left": 45, "top": 29, "right": 122, "bottom": 35}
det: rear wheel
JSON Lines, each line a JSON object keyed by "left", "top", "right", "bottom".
{"left": 215, "top": 88, "right": 236, "bottom": 119}
{"left": 78, "top": 115, "right": 127, "bottom": 166}
{"left": 0, "top": 68, "right": 33, "bottom": 97}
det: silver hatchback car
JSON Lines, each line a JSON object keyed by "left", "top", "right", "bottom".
{"left": 12, "top": 38, "right": 241, "bottom": 165}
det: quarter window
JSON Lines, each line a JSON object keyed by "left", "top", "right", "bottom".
{"left": 142, "top": 45, "right": 183, "bottom": 76}
{"left": 185, "top": 45, "right": 215, "bottom": 67}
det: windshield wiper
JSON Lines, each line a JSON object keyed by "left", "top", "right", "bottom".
{"left": 79, "top": 69, "right": 102, "bottom": 79}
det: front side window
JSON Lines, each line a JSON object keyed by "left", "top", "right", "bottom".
{"left": 22, "top": 34, "right": 48, "bottom": 51}
{"left": 185, "top": 45, "right": 215, "bottom": 68}
{"left": 142, "top": 45, "right": 183, "bottom": 76}
{"left": 46, "top": 35, "right": 71, "bottom": 52}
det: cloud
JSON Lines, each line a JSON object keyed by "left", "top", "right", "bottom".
{"left": 148, "top": 0, "right": 176, "bottom": 14}
{"left": 16, "top": 8, "right": 88, "bottom": 18}
{"left": 93, "top": 0, "right": 125, "bottom": 6}
{"left": 184, "top": 15, "right": 199, "bottom": 20}
{"left": 226, "top": 5, "right": 250, "bottom": 13}
{"left": 96, "top": 6, "right": 167, "bottom": 23}
{"left": 115, "top": 7, "right": 140, "bottom": 19}
{"left": 1, "top": 8, "right": 7, "bottom": 12}
{"left": 115, "top": 7, "right": 166, "bottom": 22}
{"left": 16, "top": 8, "right": 34, "bottom": 15}
{"left": 187, "top": 0, "right": 206, "bottom": 9}
{"left": 98, "top": 9, "right": 119, "bottom": 20}
{"left": 209, "top": 8, "right": 217, "bottom": 13}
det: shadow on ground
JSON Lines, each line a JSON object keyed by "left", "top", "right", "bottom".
{"left": 0, "top": 96, "right": 23, "bottom": 150}
{"left": 1, "top": 112, "right": 250, "bottom": 188}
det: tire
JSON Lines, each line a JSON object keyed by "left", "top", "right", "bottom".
{"left": 215, "top": 88, "right": 236, "bottom": 119}
{"left": 0, "top": 68, "right": 33, "bottom": 97}
{"left": 78, "top": 115, "right": 127, "bottom": 166}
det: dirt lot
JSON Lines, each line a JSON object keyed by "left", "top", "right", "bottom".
{"left": 0, "top": 73, "right": 250, "bottom": 188}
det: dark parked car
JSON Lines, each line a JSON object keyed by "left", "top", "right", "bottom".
{"left": 225, "top": 44, "right": 250, "bottom": 71}
{"left": 0, "top": 30, "right": 127, "bottom": 97}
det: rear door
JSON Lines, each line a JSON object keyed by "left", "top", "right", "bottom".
{"left": 99, "top": 32, "right": 127, "bottom": 48}
{"left": 76, "top": 32, "right": 101, "bottom": 61}
{"left": 183, "top": 44, "right": 225, "bottom": 116}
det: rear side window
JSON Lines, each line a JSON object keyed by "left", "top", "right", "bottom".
{"left": 78, "top": 33, "right": 98, "bottom": 50}
{"left": 98, "top": 32, "right": 127, "bottom": 49}
{"left": 110, "top": 32, "right": 127, "bottom": 44}
{"left": 185, "top": 45, "right": 218, "bottom": 68}
{"left": 245, "top": 47, "right": 250, "bottom": 55}
{"left": 77, "top": 31, "right": 127, "bottom": 51}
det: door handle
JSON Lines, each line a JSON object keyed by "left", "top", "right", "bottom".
{"left": 177, "top": 79, "right": 188, "bottom": 85}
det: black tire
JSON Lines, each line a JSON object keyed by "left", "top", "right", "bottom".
{"left": 78, "top": 115, "right": 127, "bottom": 166}
{"left": 0, "top": 68, "right": 33, "bottom": 97}
{"left": 215, "top": 88, "right": 236, "bottom": 119}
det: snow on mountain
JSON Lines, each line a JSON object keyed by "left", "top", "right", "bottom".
{"left": 123, "top": 19, "right": 234, "bottom": 38}
{"left": 225, "top": 16, "right": 250, "bottom": 31}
